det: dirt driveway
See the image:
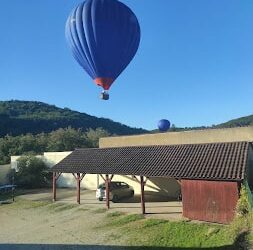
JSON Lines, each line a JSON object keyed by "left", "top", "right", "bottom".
{"left": 19, "top": 188, "right": 182, "bottom": 220}
{"left": 0, "top": 189, "right": 182, "bottom": 250}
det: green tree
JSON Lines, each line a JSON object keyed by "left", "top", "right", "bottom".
{"left": 170, "top": 124, "right": 177, "bottom": 132}
{"left": 0, "top": 133, "right": 46, "bottom": 165}
{"left": 0, "top": 135, "right": 20, "bottom": 164}
{"left": 0, "top": 127, "right": 111, "bottom": 165}
{"left": 47, "top": 127, "right": 88, "bottom": 151}
{"left": 85, "top": 128, "right": 110, "bottom": 148}
{"left": 15, "top": 155, "right": 50, "bottom": 188}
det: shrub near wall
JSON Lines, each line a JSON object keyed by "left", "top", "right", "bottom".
{"left": 15, "top": 155, "right": 50, "bottom": 188}
{"left": 236, "top": 183, "right": 251, "bottom": 216}
{"left": 0, "top": 164, "right": 11, "bottom": 185}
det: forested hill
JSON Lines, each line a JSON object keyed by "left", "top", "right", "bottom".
{"left": 215, "top": 114, "right": 253, "bottom": 128}
{"left": 171, "top": 114, "right": 253, "bottom": 132}
{"left": 0, "top": 100, "right": 252, "bottom": 137}
{"left": 0, "top": 100, "right": 147, "bottom": 137}
{"left": 173, "top": 113, "right": 253, "bottom": 131}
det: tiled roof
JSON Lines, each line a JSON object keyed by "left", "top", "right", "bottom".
{"left": 52, "top": 142, "right": 250, "bottom": 181}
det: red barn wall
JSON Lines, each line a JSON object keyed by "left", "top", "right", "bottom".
{"left": 181, "top": 179, "right": 239, "bottom": 224}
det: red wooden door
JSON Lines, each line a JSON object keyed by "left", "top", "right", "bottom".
{"left": 182, "top": 180, "right": 239, "bottom": 224}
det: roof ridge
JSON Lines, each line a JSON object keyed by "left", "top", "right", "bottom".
{"left": 73, "top": 141, "right": 249, "bottom": 151}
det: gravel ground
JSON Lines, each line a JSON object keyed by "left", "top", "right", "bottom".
{"left": 0, "top": 201, "right": 128, "bottom": 249}
{"left": 0, "top": 189, "right": 182, "bottom": 250}
{"left": 18, "top": 188, "right": 182, "bottom": 220}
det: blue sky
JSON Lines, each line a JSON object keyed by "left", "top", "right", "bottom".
{"left": 0, "top": 0, "right": 252, "bottom": 130}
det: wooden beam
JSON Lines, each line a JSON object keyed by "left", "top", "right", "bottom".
{"left": 140, "top": 175, "right": 145, "bottom": 214}
{"left": 144, "top": 177, "right": 148, "bottom": 185}
{"left": 80, "top": 173, "right": 86, "bottom": 181}
{"left": 52, "top": 172, "right": 56, "bottom": 202}
{"left": 132, "top": 175, "right": 140, "bottom": 183}
{"left": 109, "top": 174, "right": 114, "bottom": 181}
{"left": 176, "top": 179, "right": 181, "bottom": 185}
{"left": 100, "top": 174, "right": 106, "bottom": 182}
{"left": 55, "top": 173, "right": 62, "bottom": 180}
{"left": 77, "top": 173, "right": 81, "bottom": 204}
{"left": 72, "top": 173, "right": 85, "bottom": 204}
{"left": 105, "top": 174, "right": 110, "bottom": 209}
{"left": 132, "top": 175, "right": 148, "bottom": 184}
{"left": 52, "top": 172, "right": 62, "bottom": 202}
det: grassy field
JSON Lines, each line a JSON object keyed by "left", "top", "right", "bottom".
{"left": 0, "top": 192, "right": 252, "bottom": 250}
{"left": 101, "top": 212, "right": 251, "bottom": 249}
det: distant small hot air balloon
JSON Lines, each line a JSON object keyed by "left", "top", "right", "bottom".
{"left": 158, "top": 119, "right": 171, "bottom": 132}
{"left": 65, "top": 0, "right": 141, "bottom": 100}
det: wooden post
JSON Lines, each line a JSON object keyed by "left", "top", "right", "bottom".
{"left": 105, "top": 174, "right": 110, "bottom": 209}
{"left": 53, "top": 172, "right": 56, "bottom": 202}
{"left": 12, "top": 173, "right": 15, "bottom": 202}
{"left": 77, "top": 173, "right": 81, "bottom": 204}
{"left": 140, "top": 176, "right": 145, "bottom": 214}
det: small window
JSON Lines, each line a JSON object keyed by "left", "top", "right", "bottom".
{"left": 110, "top": 183, "right": 118, "bottom": 189}
{"left": 121, "top": 182, "right": 129, "bottom": 188}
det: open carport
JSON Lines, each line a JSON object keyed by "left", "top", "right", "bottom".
{"left": 51, "top": 141, "right": 252, "bottom": 224}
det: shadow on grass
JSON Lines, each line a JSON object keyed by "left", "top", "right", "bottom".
{"left": 18, "top": 188, "right": 79, "bottom": 201}
{"left": 145, "top": 212, "right": 182, "bottom": 215}
{"left": 0, "top": 188, "right": 37, "bottom": 202}
{"left": 233, "top": 231, "right": 249, "bottom": 250}
{"left": 0, "top": 244, "right": 239, "bottom": 250}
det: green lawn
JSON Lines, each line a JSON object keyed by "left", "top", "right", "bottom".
{"left": 104, "top": 212, "right": 252, "bottom": 249}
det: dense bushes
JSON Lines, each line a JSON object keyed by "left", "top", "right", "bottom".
{"left": 15, "top": 155, "right": 50, "bottom": 188}
{"left": 229, "top": 183, "right": 253, "bottom": 248}
{"left": 236, "top": 184, "right": 251, "bottom": 217}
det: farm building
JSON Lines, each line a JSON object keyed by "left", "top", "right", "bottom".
{"left": 51, "top": 127, "right": 253, "bottom": 224}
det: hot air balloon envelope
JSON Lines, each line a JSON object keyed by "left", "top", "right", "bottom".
{"left": 158, "top": 119, "right": 171, "bottom": 132}
{"left": 65, "top": 0, "right": 141, "bottom": 94}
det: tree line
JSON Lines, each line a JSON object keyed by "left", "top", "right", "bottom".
{"left": 0, "top": 127, "right": 110, "bottom": 165}
{"left": 0, "top": 100, "right": 147, "bottom": 137}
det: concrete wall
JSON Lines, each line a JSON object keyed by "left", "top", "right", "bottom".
{"left": 100, "top": 127, "right": 253, "bottom": 148}
{"left": 43, "top": 152, "right": 72, "bottom": 168}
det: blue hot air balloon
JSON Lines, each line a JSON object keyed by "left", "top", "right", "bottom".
{"left": 158, "top": 119, "right": 171, "bottom": 132}
{"left": 65, "top": 0, "right": 141, "bottom": 100}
